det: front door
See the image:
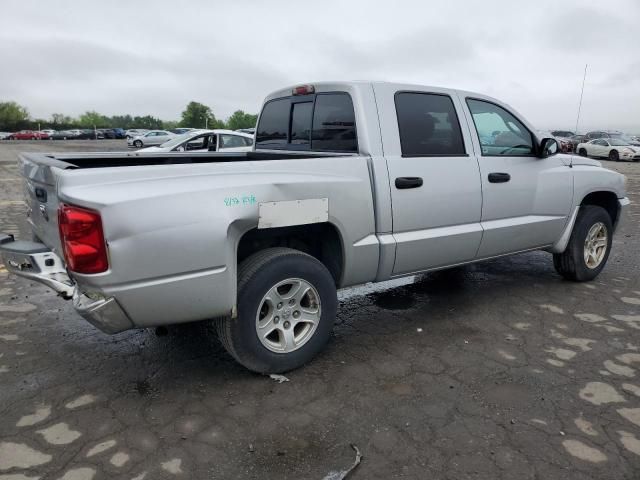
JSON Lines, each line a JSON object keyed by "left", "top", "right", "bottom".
{"left": 463, "top": 97, "right": 573, "bottom": 258}
{"left": 374, "top": 84, "right": 483, "bottom": 276}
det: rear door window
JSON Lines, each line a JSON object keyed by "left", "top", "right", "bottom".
{"left": 256, "top": 92, "right": 357, "bottom": 152}
{"left": 395, "top": 92, "right": 466, "bottom": 156}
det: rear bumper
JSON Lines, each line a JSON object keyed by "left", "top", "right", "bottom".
{"left": 0, "top": 233, "right": 133, "bottom": 334}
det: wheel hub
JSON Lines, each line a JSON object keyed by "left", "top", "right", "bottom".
{"left": 583, "top": 222, "right": 608, "bottom": 269}
{"left": 255, "top": 278, "right": 321, "bottom": 353}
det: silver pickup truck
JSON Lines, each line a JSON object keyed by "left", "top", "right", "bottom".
{"left": 0, "top": 81, "right": 629, "bottom": 373}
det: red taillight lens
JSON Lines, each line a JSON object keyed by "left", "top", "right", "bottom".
{"left": 292, "top": 84, "right": 315, "bottom": 96}
{"left": 58, "top": 204, "right": 108, "bottom": 274}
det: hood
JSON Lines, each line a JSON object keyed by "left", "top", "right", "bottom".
{"left": 568, "top": 154, "right": 602, "bottom": 167}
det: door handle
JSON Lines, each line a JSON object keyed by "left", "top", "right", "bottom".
{"left": 488, "top": 172, "right": 511, "bottom": 183}
{"left": 395, "top": 177, "right": 423, "bottom": 189}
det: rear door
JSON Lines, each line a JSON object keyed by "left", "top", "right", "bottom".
{"left": 462, "top": 96, "right": 573, "bottom": 258}
{"left": 373, "top": 84, "right": 483, "bottom": 275}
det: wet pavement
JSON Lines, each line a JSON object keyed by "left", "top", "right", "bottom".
{"left": 0, "top": 141, "right": 639, "bottom": 479}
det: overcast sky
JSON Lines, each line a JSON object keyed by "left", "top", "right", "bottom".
{"left": 1, "top": 0, "right": 639, "bottom": 132}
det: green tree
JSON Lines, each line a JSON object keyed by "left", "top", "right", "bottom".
{"left": 78, "top": 111, "right": 109, "bottom": 128}
{"left": 162, "top": 119, "right": 179, "bottom": 130}
{"left": 225, "top": 110, "right": 258, "bottom": 131}
{"left": 132, "top": 115, "right": 163, "bottom": 129}
{"left": 50, "top": 113, "right": 75, "bottom": 129}
{"left": 179, "top": 101, "right": 221, "bottom": 129}
{"left": 0, "top": 101, "right": 30, "bottom": 131}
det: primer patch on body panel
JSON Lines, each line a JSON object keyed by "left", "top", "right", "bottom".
{"left": 258, "top": 198, "right": 329, "bottom": 229}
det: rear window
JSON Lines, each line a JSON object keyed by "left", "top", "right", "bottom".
{"left": 256, "top": 92, "right": 357, "bottom": 152}
{"left": 395, "top": 92, "right": 465, "bottom": 156}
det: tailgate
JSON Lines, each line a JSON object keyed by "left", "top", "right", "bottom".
{"left": 20, "top": 153, "right": 66, "bottom": 256}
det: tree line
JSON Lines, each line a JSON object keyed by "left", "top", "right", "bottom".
{"left": 0, "top": 101, "right": 258, "bottom": 132}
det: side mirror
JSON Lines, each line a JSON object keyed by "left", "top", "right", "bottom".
{"left": 539, "top": 137, "right": 558, "bottom": 158}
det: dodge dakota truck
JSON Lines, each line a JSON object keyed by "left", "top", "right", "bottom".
{"left": 0, "top": 81, "right": 629, "bottom": 373}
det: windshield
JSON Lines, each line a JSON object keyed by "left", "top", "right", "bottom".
{"left": 159, "top": 131, "right": 205, "bottom": 148}
{"left": 609, "top": 139, "right": 631, "bottom": 146}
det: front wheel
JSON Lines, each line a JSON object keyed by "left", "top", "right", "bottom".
{"left": 578, "top": 148, "right": 587, "bottom": 157}
{"left": 216, "top": 248, "right": 337, "bottom": 373}
{"left": 553, "top": 205, "right": 612, "bottom": 281}
{"left": 133, "top": 140, "right": 143, "bottom": 148}
{"left": 609, "top": 150, "right": 619, "bottom": 162}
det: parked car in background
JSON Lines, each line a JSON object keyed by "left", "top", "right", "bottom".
{"left": 170, "top": 128, "right": 195, "bottom": 135}
{"left": 112, "top": 128, "right": 126, "bottom": 139}
{"left": 49, "top": 130, "right": 74, "bottom": 140}
{"left": 0, "top": 132, "right": 11, "bottom": 140}
{"left": 8, "top": 130, "right": 49, "bottom": 140}
{"left": 567, "top": 134, "right": 586, "bottom": 152}
{"left": 125, "top": 129, "right": 148, "bottom": 139}
{"left": 140, "top": 129, "right": 254, "bottom": 153}
{"left": 550, "top": 130, "right": 575, "bottom": 152}
{"left": 40, "top": 129, "right": 56, "bottom": 137}
{"left": 577, "top": 138, "right": 640, "bottom": 162}
{"left": 127, "top": 130, "right": 175, "bottom": 148}
{"left": 235, "top": 127, "right": 256, "bottom": 135}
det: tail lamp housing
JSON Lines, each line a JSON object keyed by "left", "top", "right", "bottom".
{"left": 58, "top": 204, "right": 109, "bottom": 274}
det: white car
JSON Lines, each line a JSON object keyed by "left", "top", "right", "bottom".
{"left": 576, "top": 138, "right": 640, "bottom": 162}
{"left": 139, "top": 129, "right": 254, "bottom": 153}
{"left": 39, "top": 129, "right": 56, "bottom": 137}
{"left": 0, "top": 132, "right": 11, "bottom": 140}
{"left": 125, "top": 129, "right": 148, "bottom": 139}
{"left": 127, "top": 130, "right": 175, "bottom": 148}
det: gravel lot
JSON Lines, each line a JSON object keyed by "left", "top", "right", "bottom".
{"left": 0, "top": 140, "right": 639, "bottom": 479}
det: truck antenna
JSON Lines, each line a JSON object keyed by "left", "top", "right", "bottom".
{"left": 575, "top": 64, "right": 588, "bottom": 134}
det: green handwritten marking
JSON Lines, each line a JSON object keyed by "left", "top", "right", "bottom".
{"left": 225, "top": 194, "right": 256, "bottom": 207}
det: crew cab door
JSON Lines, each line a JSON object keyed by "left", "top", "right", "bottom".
{"left": 374, "top": 84, "right": 483, "bottom": 275}
{"left": 461, "top": 96, "right": 573, "bottom": 258}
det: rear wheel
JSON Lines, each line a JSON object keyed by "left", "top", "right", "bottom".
{"left": 553, "top": 205, "right": 612, "bottom": 281}
{"left": 133, "top": 140, "right": 143, "bottom": 148}
{"left": 216, "top": 248, "right": 337, "bottom": 373}
{"left": 609, "top": 150, "right": 619, "bottom": 162}
{"left": 579, "top": 148, "right": 587, "bottom": 157}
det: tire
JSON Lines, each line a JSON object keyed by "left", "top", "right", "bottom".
{"left": 216, "top": 247, "right": 337, "bottom": 373}
{"left": 609, "top": 150, "right": 619, "bottom": 162}
{"left": 133, "top": 140, "right": 143, "bottom": 148}
{"left": 578, "top": 148, "right": 587, "bottom": 157}
{"left": 553, "top": 205, "right": 613, "bottom": 282}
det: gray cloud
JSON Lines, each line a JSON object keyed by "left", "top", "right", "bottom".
{"left": 0, "top": 0, "right": 639, "bottom": 132}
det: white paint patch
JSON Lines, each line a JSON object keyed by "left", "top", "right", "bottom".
{"left": 575, "top": 313, "right": 606, "bottom": 323}
{"left": 161, "top": 458, "right": 183, "bottom": 474}
{"left": 612, "top": 315, "right": 640, "bottom": 330}
{"left": 530, "top": 419, "right": 548, "bottom": 425}
{"left": 540, "top": 304, "right": 564, "bottom": 314}
{"left": 0, "top": 334, "right": 19, "bottom": 341}
{"left": 599, "top": 370, "right": 612, "bottom": 376}
{"left": 531, "top": 368, "right": 544, "bottom": 374}
{"left": 110, "top": 452, "right": 129, "bottom": 467}
{"left": 563, "top": 338, "right": 595, "bottom": 352}
{"left": 555, "top": 323, "right": 569, "bottom": 330}
{"left": 0, "top": 442, "right": 52, "bottom": 469}
{"left": 0, "top": 304, "right": 36, "bottom": 313}
{"left": 627, "top": 343, "right": 640, "bottom": 351}
{"left": 622, "top": 384, "right": 640, "bottom": 397}
{"left": 37, "top": 422, "right": 81, "bottom": 445}
{"left": 562, "top": 439, "right": 607, "bottom": 463}
{"left": 17, "top": 405, "right": 51, "bottom": 427}
{"left": 86, "top": 440, "right": 116, "bottom": 457}
{"left": 258, "top": 198, "right": 328, "bottom": 229}
{"left": 620, "top": 297, "right": 640, "bottom": 305}
{"left": 579, "top": 382, "right": 626, "bottom": 405}
{"left": 130, "top": 473, "right": 147, "bottom": 480}
{"left": 617, "top": 353, "right": 640, "bottom": 365}
{"left": 550, "top": 329, "right": 565, "bottom": 339}
{"left": 546, "top": 347, "right": 577, "bottom": 361}
{"left": 0, "top": 366, "right": 8, "bottom": 373}
{"left": 57, "top": 467, "right": 96, "bottom": 480}
{"left": 513, "top": 322, "right": 531, "bottom": 330}
{"left": 574, "top": 418, "right": 598, "bottom": 436}
{"left": 546, "top": 358, "right": 565, "bottom": 367}
{"left": 618, "top": 408, "right": 640, "bottom": 428}
{"left": 497, "top": 349, "right": 516, "bottom": 361}
{"left": 65, "top": 394, "right": 96, "bottom": 409}
{"left": 583, "top": 284, "right": 596, "bottom": 289}
{"left": 0, "top": 288, "right": 13, "bottom": 296}
{"left": 0, "top": 317, "right": 27, "bottom": 327}
{"left": 594, "top": 323, "right": 626, "bottom": 333}
{"left": 618, "top": 430, "right": 640, "bottom": 456}
{"left": 604, "top": 360, "right": 636, "bottom": 377}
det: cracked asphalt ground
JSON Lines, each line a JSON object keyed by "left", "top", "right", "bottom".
{"left": 1, "top": 141, "right": 640, "bottom": 480}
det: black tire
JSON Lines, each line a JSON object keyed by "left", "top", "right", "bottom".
{"left": 216, "top": 247, "right": 337, "bottom": 373}
{"left": 553, "top": 205, "right": 613, "bottom": 282}
{"left": 133, "top": 140, "right": 143, "bottom": 148}
{"left": 578, "top": 148, "right": 587, "bottom": 157}
{"left": 609, "top": 150, "right": 619, "bottom": 162}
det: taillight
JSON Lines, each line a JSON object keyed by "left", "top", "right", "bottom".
{"left": 292, "top": 84, "right": 315, "bottom": 95}
{"left": 58, "top": 204, "right": 108, "bottom": 274}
